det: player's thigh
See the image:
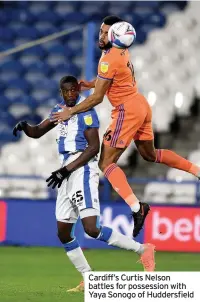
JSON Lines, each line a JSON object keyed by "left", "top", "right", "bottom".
{"left": 103, "top": 101, "right": 146, "bottom": 150}
{"left": 56, "top": 177, "right": 79, "bottom": 224}
{"left": 81, "top": 215, "right": 100, "bottom": 238}
{"left": 99, "top": 143, "right": 126, "bottom": 171}
{"left": 133, "top": 99, "right": 154, "bottom": 142}
{"left": 68, "top": 162, "right": 100, "bottom": 219}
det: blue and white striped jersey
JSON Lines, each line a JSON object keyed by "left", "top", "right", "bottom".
{"left": 49, "top": 96, "right": 99, "bottom": 163}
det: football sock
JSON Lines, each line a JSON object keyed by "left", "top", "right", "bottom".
{"left": 104, "top": 163, "right": 140, "bottom": 212}
{"left": 97, "top": 226, "right": 144, "bottom": 254}
{"left": 63, "top": 238, "right": 91, "bottom": 279}
{"left": 156, "top": 149, "right": 200, "bottom": 177}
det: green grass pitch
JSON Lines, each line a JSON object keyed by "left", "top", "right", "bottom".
{"left": 0, "top": 247, "right": 199, "bottom": 302}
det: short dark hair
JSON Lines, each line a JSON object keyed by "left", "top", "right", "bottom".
{"left": 60, "top": 75, "right": 78, "bottom": 86}
{"left": 102, "top": 15, "right": 123, "bottom": 26}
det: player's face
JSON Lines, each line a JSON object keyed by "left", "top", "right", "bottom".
{"left": 99, "top": 23, "right": 112, "bottom": 50}
{"left": 60, "top": 82, "right": 79, "bottom": 107}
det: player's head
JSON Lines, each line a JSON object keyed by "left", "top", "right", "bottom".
{"left": 60, "top": 76, "right": 79, "bottom": 107}
{"left": 99, "top": 15, "right": 123, "bottom": 50}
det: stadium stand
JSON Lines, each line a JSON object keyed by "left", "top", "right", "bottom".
{"left": 1, "top": 1, "right": 200, "bottom": 202}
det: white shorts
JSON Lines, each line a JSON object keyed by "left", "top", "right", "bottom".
{"left": 56, "top": 153, "right": 100, "bottom": 223}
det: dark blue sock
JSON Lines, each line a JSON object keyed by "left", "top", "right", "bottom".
{"left": 63, "top": 238, "right": 79, "bottom": 252}
{"left": 97, "top": 226, "right": 113, "bottom": 242}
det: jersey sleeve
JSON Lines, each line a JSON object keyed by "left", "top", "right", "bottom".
{"left": 81, "top": 109, "right": 99, "bottom": 131}
{"left": 97, "top": 54, "right": 117, "bottom": 80}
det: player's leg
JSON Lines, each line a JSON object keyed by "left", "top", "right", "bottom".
{"left": 135, "top": 139, "right": 200, "bottom": 177}
{"left": 99, "top": 143, "right": 141, "bottom": 213}
{"left": 99, "top": 100, "right": 150, "bottom": 237}
{"left": 81, "top": 213, "right": 155, "bottom": 272}
{"left": 56, "top": 177, "right": 92, "bottom": 292}
{"left": 134, "top": 103, "right": 200, "bottom": 177}
{"left": 57, "top": 220, "right": 91, "bottom": 279}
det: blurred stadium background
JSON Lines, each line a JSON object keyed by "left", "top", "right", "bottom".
{"left": 0, "top": 1, "right": 200, "bottom": 301}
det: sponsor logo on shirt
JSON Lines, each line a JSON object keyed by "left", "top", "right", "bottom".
{"left": 58, "top": 123, "right": 68, "bottom": 137}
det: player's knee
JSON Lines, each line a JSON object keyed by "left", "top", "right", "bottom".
{"left": 84, "top": 225, "right": 100, "bottom": 239}
{"left": 98, "top": 160, "right": 112, "bottom": 173}
{"left": 140, "top": 151, "right": 156, "bottom": 162}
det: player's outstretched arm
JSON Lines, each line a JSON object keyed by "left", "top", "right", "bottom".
{"left": 52, "top": 77, "right": 111, "bottom": 122}
{"left": 72, "top": 77, "right": 111, "bottom": 114}
{"left": 13, "top": 119, "right": 55, "bottom": 138}
{"left": 65, "top": 128, "right": 100, "bottom": 172}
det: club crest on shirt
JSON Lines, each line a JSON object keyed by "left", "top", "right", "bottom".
{"left": 100, "top": 62, "right": 109, "bottom": 73}
{"left": 84, "top": 114, "right": 93, "bottom": 126}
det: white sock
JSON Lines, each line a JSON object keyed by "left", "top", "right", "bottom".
{"left": 130, "top": 202, "right": 140, "bottom": 212}
{"left": 107, "top": 229, "right": 144, "bottom": 254}
{"left": 67, "top": 247, "right": 92, "bottom": 279}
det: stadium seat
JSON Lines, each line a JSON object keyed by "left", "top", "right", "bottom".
{"left": 1, "top": 143, "right": 29, "bottom": 161}
{"left": 9, "top": 103, "right": 31, "bottom": 119}
{"left": 33, "top": 159, "right": 60, "bottom": 178}
{"left": 0, "top": 96, "right": 11, "bottom": 110}
{"left": 167, "top": 168, "right": 196, "bottom": 181}
{"left": 0, "top": 61, "right": 24, "bottom": 74}
{"left": 0, "top": 27, "right": 15, "bottom": 41}
{"left": 55, "top": 2, "right": 75, "bottom": 15}
{"left": 6, "top": 189, "right": 36, "bottom": 199}
{"left": 160, "top": 2, "right": 184, "bottom": 16}
{"left": 31, "top": 89, "right": 54, "bottom": 102}
{"left": 170, "top": 183, "right": 196, "bottom": 204}
{"left": 27, "top": 62, "right": 51, "bottom": 75}
{"left": 5, "top": 157, "right": 34, "bottom": 176}
{"left": 29, "top": 2, "right": 55, "bottom": 15}
{"left": 22, "top": 46, "right": 46, "bottom": 58}
{"left": 25, "top": 72, "right": 47, "bottom": 85}
{"left": 0, "top": 177, "right": 11, "bottom": 190}
{"left": 9, "top": 79, "right": 30, "bottom": 92}
{"left": 20, "top": 55, "right": 42, "bottom": 66}
{"left": 34, "top": 190, "right": 49, "bottom": 199}
{"left": 37, "top": 11, "right": 60, "bottom": 24}
{"left": 143, "top": 182, "right": 173, "bottom": 203}
{"left": 15, "top": 26, "right": 40, "bottom": 39}
{"left": 0, "top": 112, "right": 16, "bottom": 126}
{"left": 0, "top": 10, "right": 10, "bottom": 24}
{"left": 188, "top": 150, "right": 200, "bottom": 165}
{"left": 0, "top": 129, "right": 17, "bottom": 143}
{"left": 62, "top": 12, "right": 87, "bottom": 24}
{"left": 0, "top": 161, "right": 6, "bottom": 175}
{"left": 144, "top": 12, "right": 166, "bottom": 28}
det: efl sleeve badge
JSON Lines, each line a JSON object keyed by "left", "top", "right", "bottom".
{"left": 100, "top": 62, "right": 109, "bottom": 73}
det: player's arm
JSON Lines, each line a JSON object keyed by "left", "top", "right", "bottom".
{"left": 13, "top": 119, "right": 55, "bottom": 139}
{"left": 72, "top": 77, "right": 111, "bottom": 114}
{"left": 52, "top": 77, "right": 111, "bottom": 122}
{"left": 46, "top": 127, "right": 100, "bottom": 189}
{"left": 65, "top": 127, "right": 100, "bottom": 172}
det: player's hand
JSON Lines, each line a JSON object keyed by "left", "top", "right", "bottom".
{"left": 46, "top": 166, "right": 71, "bottom": 189}
{"left": 13, "top": 121, "right": 27, "bottom": 137}
{"left": 79, "top": 80, "right": 93, "bottom": 91}
{"left": 52, "top": 105, "right": 72, "bottom": 124}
